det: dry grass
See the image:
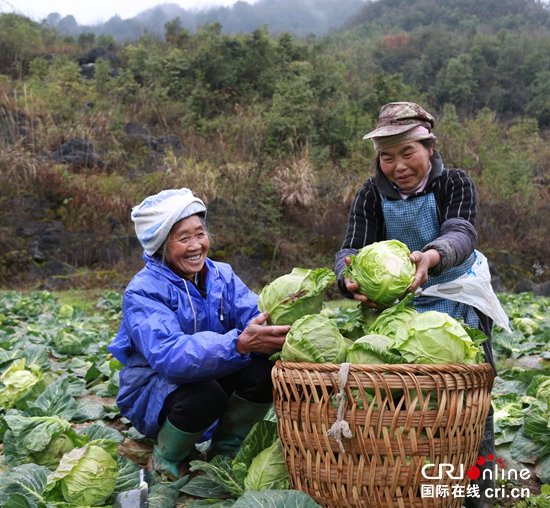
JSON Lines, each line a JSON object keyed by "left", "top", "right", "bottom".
{"left": 145, "top": 154, "right": 220, "bottom": 204}
{"left": 0, "top": 143, "right": 41, "bottom": 191}
{"left": 274, "top": 153, "right": 317, "bottom": 208}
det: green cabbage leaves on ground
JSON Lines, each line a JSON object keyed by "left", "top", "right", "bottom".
{"left": 0, "top": 290, "right": 322, "bottom": 508}
{"left": 488, "top": 292, "right": 550, "bottom": 494}
{"left": 1, "top": 288, "right": 550, "bottom": 505}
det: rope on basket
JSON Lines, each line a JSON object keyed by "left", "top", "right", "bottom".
{"left": 326, "top": 362, "right": 353, "bottom": 453}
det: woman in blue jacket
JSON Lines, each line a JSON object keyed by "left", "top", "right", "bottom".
{"left": 108, "top": 188, "right": 290, "bottom": 478}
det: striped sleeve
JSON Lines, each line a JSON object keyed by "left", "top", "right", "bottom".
{"left": 425, "top": 168, "right": 478, "bottom": 275}
{"left": 341, "top": 178, "right": 385, "bottom": 250}
{"left": 436, "top": 168, "right": 477, "bottom": 226}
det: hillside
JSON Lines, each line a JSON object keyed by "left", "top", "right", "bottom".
{"left": 343, "top": 0, "right": 550, "bottom": 32}
{"left": 0, "top": 0, "right": 550, "bottom": 294}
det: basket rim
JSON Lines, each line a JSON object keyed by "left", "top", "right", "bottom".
{"left": 275, "top": 360, "right": 495, "bottom": 375}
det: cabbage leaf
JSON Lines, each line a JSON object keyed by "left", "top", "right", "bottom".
{"left": 258, "top": 267, "right": 335, "bottom": 325}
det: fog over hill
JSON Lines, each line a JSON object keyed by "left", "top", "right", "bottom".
{"left": 45, "top": 0, "right": 366, "bottom": 41}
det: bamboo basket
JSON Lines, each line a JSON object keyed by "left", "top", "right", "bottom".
{"left": 272, "top": 361, "right": 495, "bottom": 508}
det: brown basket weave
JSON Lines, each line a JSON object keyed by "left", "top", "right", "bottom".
{"left": 272, "top": 361, "right": 495, "bottom": 508}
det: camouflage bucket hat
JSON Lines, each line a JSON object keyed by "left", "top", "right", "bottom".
{"left": 363, "top": 102, "right": 435, "bottom": 140}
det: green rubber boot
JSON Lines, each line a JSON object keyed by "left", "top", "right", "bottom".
{"left": 209, "top": 394, "right": 272, "bottom": 458}
{"left": 149, "top": 418, "right": 206, "bottom": 479}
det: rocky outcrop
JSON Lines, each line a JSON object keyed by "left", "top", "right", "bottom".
{"left": 47, "top": 138, "right": 106, "bottom": 169}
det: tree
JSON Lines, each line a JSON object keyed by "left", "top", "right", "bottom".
{"left": 526, "top": 70, "right": 550, "bottom": 128}
{"left": 436, "top": 54, "right": 477, "bottom": 112}
{"left": 0, "top": 13, "right": 44, "bottom": 77}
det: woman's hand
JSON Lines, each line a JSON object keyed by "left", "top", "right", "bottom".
{"left": 236, "top": 312, "right": 290, "bottom": 355}
{"left": 343, "top": 256, "right": 380, "bottom": 308}
{"left": 408, "top": 249, "right": 441, "bottom": 293}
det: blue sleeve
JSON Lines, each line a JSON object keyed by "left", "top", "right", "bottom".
{"left": 220, "top": 264, "right": 261, "bottom": 332}
{"left": 122, "top": 285, "right": 252, "bottom": 384}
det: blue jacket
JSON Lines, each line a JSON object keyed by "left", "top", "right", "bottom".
{"left": 107, "top": 253, "right": 260, "bottom": 437}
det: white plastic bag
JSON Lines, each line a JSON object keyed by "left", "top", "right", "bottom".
{"left": 419, "top": 250, "right": 512, "bottom": 333}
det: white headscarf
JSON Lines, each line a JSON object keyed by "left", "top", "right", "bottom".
{"left": 131, "top": 188, "right": 206, "bottom": 256}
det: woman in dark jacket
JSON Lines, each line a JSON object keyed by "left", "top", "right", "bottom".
{"left": 334, "top": 102, "right": 508, "bottom": 508}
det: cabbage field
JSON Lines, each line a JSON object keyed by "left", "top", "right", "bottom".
{"left": 0, "top": 289, "right": 549, "bottom": 507}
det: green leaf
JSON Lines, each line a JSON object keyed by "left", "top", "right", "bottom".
{"left": 232, "top": 490, "right": 322, "bottom": 508}
{"left": 242, "top": 440, "right": 289, "bottom": 492}
{"left": 109, "top": 458, "right": 142, "bottom": 498}
{"left": 180, "top": 474, "right": 232, "bottom": 499}
{"left": 3, "top": 493, "right": 32, "bottom": 508}
{"left": 190, "top": 455, "right": 244, "bottom": 498}
{"left": 27, "top": 377, "right": 77, "bottom": 421}
{"left": 523, "top": 402, "right": 550, "bottom": 445}
{"left": 495, "top": 426, "right": 520, "bottom": 445}
{"left": 71, "top": 400, "right": 105, "bottom": 422}
{"left": 535, "top": 453, "right": 550, "bottom": 484}
{"left": 263, "top": 406, "right": 277, "bottom": 423}
{"left": 0, "top": 348, "right": 21, "bottom": 369}
{"left": 185, "top": 500, "right": 235, "bottom": 508}
{"left": 20, "top": 346, "right": 49, "bottom": 370}
{"left": 78, "top": 423, "right": 125, "bottom": 444}
{"left": 233, "top": 420, "right": 278, "bottom": 483}
{"left": 147, "top": 483, "right": 183, "bottom": 508}
{"left": 0, "top": 463, "right": 49, "bottom": 508}
{"left": 510, "top": 428, "right": 550, "bottom": 464}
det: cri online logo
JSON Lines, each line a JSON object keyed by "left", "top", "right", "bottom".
{"left": 466, "top": 454, "right": 505, "bottom": 480}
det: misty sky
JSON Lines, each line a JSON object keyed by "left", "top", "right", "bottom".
{"left": 2, "top": 0, "right": 257, "bottom": 25}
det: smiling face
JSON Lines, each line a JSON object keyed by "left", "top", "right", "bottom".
{"left": 164, "top": 214, "right": 210, "bottom": 279}
{"left": 378, "top": 141, "right": 434, "bottom": 192}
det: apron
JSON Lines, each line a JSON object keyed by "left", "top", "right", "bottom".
{"left": 381, "top": 192, "right": 478, "bottom": 328}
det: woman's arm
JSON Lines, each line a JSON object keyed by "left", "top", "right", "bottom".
{"left": 123, "top": 289, "right": 252, "bottom": 385}
{"left": 422, "top": 168, "right": 478, "bottom": 276}
{"left": 335, "top": 179, "right": 384, "bottom": 297}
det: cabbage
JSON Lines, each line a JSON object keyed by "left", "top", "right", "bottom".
{"left": 280, "top": 314, "right": 348, "bottom": 363}
{"left": 243, "top": 438, "right": 289, "bottom": 491}
{"left": 536, "top": 380, "right": 550, "bottom": 400}
{"left": 0, "top": 359, "right": 42, "bottom": 409}
{"left": 3, "top": 412, "right": 89, "bottom": 471}
{"left": 513, "top": 317, "right": 539, "bottom": 336}
{"left": 392, "top": 311, "right": 481, "bottom": 364}
{"left": 45, "top": 440, "right": 119, "bottom": 505}
{"left": 346, "top": 334, "right": 404, "bottom": 364}
{"left": 258, "top": 267, "right": 336, "bottom": 325}
{"left": 32, "top": 433, "right": 80, "bottom": 470}
{"left": 344, "top": 240, "right": 415, "bottom": 306}
{"left": 323, "top": 304, "right": 381, "bottom": 341}
{"left": 368, "top": 293, "right": 418, "bottom": 339}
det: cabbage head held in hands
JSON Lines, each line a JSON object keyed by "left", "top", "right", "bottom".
{"left": 278, "top": 313, "right": 348, "bottom": 363}
{"left": 345, "top": 240, "right": 415, "bottom": 306}
{"left": 258, "top": 267, "right": 336, "bottom": 325}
